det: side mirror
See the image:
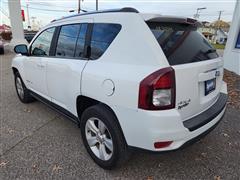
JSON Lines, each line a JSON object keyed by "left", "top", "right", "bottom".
{"left": 14, "top": 44, "right": 29, "bottom": 56}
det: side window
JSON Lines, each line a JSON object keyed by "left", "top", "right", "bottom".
{"left": 56, "top": 24, "right": 80, "bottom": 58}
{"left": 236, "top": 30, "right": 240, "bottom": 49}
{"left": 90, "top": 23, "right": 121, "bottom": 60}
{"left": 31, "top": 27, "right": 55, "bottom": 56}
{"left": 75, "top": 24, "right": 88, "bottom": 58}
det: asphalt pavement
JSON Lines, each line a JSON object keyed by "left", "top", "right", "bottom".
{"left": 0, "top": 52, "right": 240, "bottom": 180}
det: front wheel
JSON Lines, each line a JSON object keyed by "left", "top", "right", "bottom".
{"left": 80, "top": 104, "right": 130, "bottom": 169}
{"left": 0, "top": 47, "right": 4, "bottom": 55}
{"left": 14, "top": 72, "right": 35, "bottom": 103}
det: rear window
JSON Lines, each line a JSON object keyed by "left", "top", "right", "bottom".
{"left": 147, "top": 22, "right": 219, "bottom": 65}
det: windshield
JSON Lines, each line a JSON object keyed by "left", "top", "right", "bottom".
{"left": 147, "top": 22, "right": 219, "bottom": 65}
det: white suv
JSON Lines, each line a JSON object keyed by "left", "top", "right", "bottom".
{"left": 12, "top": 8, "right": 228, "bottom": 169}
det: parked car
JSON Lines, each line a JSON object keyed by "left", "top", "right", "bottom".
{"left": 24, "top": 32, "right": 37, "bottom": 43}
{"left": 12, "top": 8, "right": 228, "bottom": 169}
{"left": 0, "top": 40, "right": 4, "bottom": 54}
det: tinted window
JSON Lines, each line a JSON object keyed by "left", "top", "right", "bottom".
{"left": 31, "top": 27, "right": 55, "bottom": 56}
{"left": 56, "top": 24, "right": 80, "bottom": 58}
{"left": 236, "top": 30, "right": 240, "bottom": 49}
{"left": 147, "top": 22, "right": 219, "bottom": 65}
{"left": 90, "top": 23, "right": 121, "bottom": 59}
{"left": 75, "top": 24, "right": 88, "bottom": 58}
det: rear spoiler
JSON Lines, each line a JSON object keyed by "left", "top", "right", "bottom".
{"left": 146, "top": 17, "right": 202, "bottom": 27}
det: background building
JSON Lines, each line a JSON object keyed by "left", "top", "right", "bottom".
{"left": 199, "top": 20, "right": 230, "bottom": 44}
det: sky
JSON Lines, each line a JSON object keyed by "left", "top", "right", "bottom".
{"left": 0, "top": 0, "right": 237, "bottom": 28}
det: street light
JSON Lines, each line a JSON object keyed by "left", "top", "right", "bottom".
{"left": 194, "top": 7, "right": 207, "bottom": 19}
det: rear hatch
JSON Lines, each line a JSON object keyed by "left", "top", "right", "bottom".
{"left": 147, "top": 19, "right": 224, "bottom": 120}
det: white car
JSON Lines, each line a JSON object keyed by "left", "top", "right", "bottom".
{"left": 12, "top": 8, "right": 228, "bottom": 169}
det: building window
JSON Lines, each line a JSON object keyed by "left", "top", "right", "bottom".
{"left": 235, "top": 30, "right": 240, "bottom": 49}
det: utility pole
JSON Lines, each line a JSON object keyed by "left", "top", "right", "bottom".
{"left": 78, "top": 0, "right": 81, "bottom": 13}
{"left": 217, "top": 11, "right": 224, "bottom": 31}
{"left": 26, "top": 2, "right": 31, "bottom": 29}
{"left": 218, "top": 10, "right": 224, "bottom": 21}
{"left": 214, "top": 10, "right": 224, "bottom": 43}
{"left": 96, "top": 0, "right": 98, "bottom": 11}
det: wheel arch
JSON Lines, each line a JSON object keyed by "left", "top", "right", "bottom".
{"left": 76, "top": 95, "right": 128, "bottom": 145}
{"left": 12, "top": 67, "right": 19, "bottom": 75}
{"left": 11, "top": 57, "right": 27, "bottom": 85}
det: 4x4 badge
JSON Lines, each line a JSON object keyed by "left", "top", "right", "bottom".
{"left": 178, "top": 99, "right": 191, "bottom": 110}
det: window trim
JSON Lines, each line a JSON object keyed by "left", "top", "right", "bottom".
{"left": 50, "top": 26, "right": 61, "bottom": 56}
{"left": 84, "top": 23, "right": 94, "bottom": 59}
{"left": 29, "top": 26, "right": 57, "bottom": 57}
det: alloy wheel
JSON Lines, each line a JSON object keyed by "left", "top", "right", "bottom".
{"left": 16, "top": 77, "right": 24, "bottom": 99}
{"left": 85, "top": 117, "right": 113, "bottom": 161}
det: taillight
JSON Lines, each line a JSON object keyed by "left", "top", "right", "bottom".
{"left": 138, "top": 67, "right": 175, "bottom": 110}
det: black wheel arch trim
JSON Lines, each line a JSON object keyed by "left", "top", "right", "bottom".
{"left": 76, "top": 95, "right": 128, "bottom": 145}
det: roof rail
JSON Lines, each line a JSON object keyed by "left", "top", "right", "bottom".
{"left": 51, "top": 7, "right": 139, "bottom": 23}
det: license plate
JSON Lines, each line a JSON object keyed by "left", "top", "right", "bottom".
{"left": 205, "top": 78, "right": 216, "bottom": 96}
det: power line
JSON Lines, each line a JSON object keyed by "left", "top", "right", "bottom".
{"left": 2, "top": 1, "right": 83, "bottom": 12}
{"left": 189, "top": 13, "right": 232, "bottom": 17}
{"left": 0, "top": 7, "right": 9, "bottom": 18}
{"left": 21, "top": 5, "right": 69, "bottom": 12}
{"left": 0, "top": 6, "right": 9, "bottom": 16}
{"left": 26, "top": 2, "right": 70, "bottom": 8}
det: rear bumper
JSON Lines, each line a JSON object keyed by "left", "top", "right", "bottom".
{"left": 129, "top": 105, "right": 226, "bottom": 153}
{"left": 112, "top": 82, "right": 228, "bottom": 151}
{"left": 183, "top": 93, "right": 228, "bottom": 132}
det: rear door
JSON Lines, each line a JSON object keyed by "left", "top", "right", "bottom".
{"left": 46, "top": 23, "right": 89, "bottom": 114}
{"left": 147, "top": 21, "right": 223, "bottom": 120}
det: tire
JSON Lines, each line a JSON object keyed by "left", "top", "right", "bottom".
{"left": 14, "top": 72, "right": 35, "bottom": 103}
{"left": 80, "top": 104, "right": 130, "bottom": 169}
{"left": 0, "top": 47, "right": 4, "bottom": 55}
